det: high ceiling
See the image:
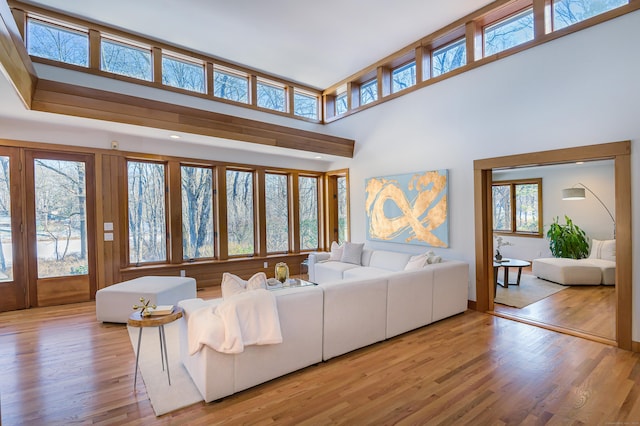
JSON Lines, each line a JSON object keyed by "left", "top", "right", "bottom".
{"left": 18, "top": 0, "right": 493, "bottom": 89}
{"left": 1, "top": 0, "right": 494, "bottom": 161}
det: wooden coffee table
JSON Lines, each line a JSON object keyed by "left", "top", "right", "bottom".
{"left": 493, "top": 258, "right": 531, "bottom": 290}
{"left": 128, "top": 307, "right": 183, "bottom": 389}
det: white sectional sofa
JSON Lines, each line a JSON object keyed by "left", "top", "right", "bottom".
{"left": 178, "top": 246, "right": 469, "bottom": 402}
{"left": 179, "top": 286, "right": 324, "bottom": 403}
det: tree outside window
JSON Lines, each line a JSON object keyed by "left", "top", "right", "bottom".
{"left": 181, "top": 166, "right": 214, "bottom": 260}
{"left": 27, "top": 18, "right": 88, "bottom": 67}
{"left": 128, "top": 161, "right": 167, "bottom": 264}
{"left": 299, "top": 176, "right": 319, "bottom": 250}
{"left": 432, "top": 39, "right": 466, "bottom": 77}
{"left": 226, "top": 170, "right": 254, "bottom": 256}
{"left": 265, "top": 173, "right": 289, "bottom": 253}
{"left": 553, "top": 0, "right": 628, "bottom": 30}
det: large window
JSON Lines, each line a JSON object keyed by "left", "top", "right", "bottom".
{"left": 257, "top": 79, "right": 286, "bottom": 112}
{"left": 299, "top": 176, "right": 319, "bottom": 250}
{"left": 26, "top": 18, "right": 88, "bottom": 67}
{"left": 553, "top": 0, "right": 628, "bottom": 30}
{"left": 484, "top": 9, "right": 534, "bottom": 56}
{"left": 128, "top": 161, "right": 167, "bottom": 264}
{"left": 360, "top": 79, "right": 378, "bottom": 105}
{"left": 226, "top": 170, "right": 255, "bottom": 256}
{"left": 265, "top": 173, "right": 289, "bottom": 253}
{"left": 181, "top": 166, "right": 214, "bottom": 260}
{"left": 101, "top": 38, "right": 152, "bottom": 81}
{"left": 294, "top": 90, "right": 319, "bottom": 119}
{"left": 432, "top": 39, "right": 466, "bottom": 77}
{"left": 162, "top": 54, "right": 205, "bottom": 93}
{"left": 493, "top": 179, "right": 542, "bottom": 235}
{"left": 213, "top": 67, "right": 249, "bottom": 103}
{"left": 392, "top": 62, "right": 417, "bottom": 93}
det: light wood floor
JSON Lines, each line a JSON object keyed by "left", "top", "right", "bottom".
{"left": 494, "top": 268, "right": 616, "bottom": 341}
{"left": 2, "top": 287, "right": 640, "bottom": 425}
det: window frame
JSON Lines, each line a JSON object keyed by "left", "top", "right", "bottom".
{"left": 293, "top": 89, "right": 319, "bottom": 120}
{"left": 492, "top": 178, "right": 543, "bottom": 237}
{"left": 161, "top": 52, "right": 206, "bottom": 94}
{"left": 180, "top": 163, "right": 216, "bottom": 261}
{"left": 483, "top": 7, "right": 535, "bottom": 57}
{"left": 100, "top": 35, "right": 153, "bottom": 81}
{"left": 431, "top": 38, "right": 467, "bottom": 78}
{"left": 225, "top": 167, "right": 257, "bottom": 258}
{"left": 360, "top": 78, "right": 378, "bottom": 106}
{"left": 264, "top": 171, "right": 291, "bottom": 254}
{"left": 298, "top": 174, "right": 321, "bottom": 251}
{"left": 125, "top": 159, "right": 169, "bottom": 266}
{"left": 256, "top": 78, "right": 288, "bottom": 112}
{"left": 26, "top": 16, "right": 89, "bottom": 67}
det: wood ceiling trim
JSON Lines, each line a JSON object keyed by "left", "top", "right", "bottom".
{"left": 0, "top": 1, "right": 36, "bottom": 108}
{"left": 32, "top": 79, "right": 355, "bottom": 157}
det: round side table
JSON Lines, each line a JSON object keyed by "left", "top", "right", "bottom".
{"left": 127, "top": 307, "right": 183, "bottom": 390}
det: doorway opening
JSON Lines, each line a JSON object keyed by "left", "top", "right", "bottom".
{"left": 473, "top": 141, "right": 632, "bottom": 350}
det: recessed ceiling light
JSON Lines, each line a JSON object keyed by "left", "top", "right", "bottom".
{"left": 314, "top": 156, "right": 322, "bottom": 159}
{"left": 169, "top": 134, "right": 181, "bottom": 139}
{"left": 576, "top": 161, "right": 584, "bottom": 164}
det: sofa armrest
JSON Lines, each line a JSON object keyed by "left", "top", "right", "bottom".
{"left": 307, "top": 252, "right": 330, "bottom": 281}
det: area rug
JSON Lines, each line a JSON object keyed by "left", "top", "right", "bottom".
{"left": 494, "top": 274, "right": 567, "bottom": 308}
{"left": 127, "top": 321, "right": 203, "bottom": 416}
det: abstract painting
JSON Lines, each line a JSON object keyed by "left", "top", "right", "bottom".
{"left": 365, "top": 169, "right": 449, "bottom": 247}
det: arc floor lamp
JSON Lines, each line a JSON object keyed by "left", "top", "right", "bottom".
{"left": 561, "top": 182, "right": 616, "bottom": 238}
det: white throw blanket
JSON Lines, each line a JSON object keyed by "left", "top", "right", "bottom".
{"left": 188, "top": 289, "right": 282, "bottom": 355}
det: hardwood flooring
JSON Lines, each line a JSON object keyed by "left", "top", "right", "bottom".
{"left": 494, "top": 268, "right": 616, "bottom": 341}
{"left": 1, "top": 287, "right": 640, "bottom": 425}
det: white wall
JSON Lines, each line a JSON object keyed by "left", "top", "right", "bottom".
{"left": 493, "top": 161, "right": 615, "bottom": 261}
{"left": 327, "top": 11, "right": 640, "bottom": 339}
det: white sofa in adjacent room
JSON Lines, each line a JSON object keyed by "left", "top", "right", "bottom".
{"left": 532, "top": 239, "right": 616, "bottom": 285}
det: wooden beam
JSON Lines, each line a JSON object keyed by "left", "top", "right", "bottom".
{"left": 32, "top": 79, "right": 355, "bottom": 158}
{"left": 0, "top": 0, "right": 36, "bottom": 108}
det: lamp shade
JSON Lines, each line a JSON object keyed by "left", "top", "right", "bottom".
{"left": 562, "top": 187, "right": 586, "bottom": 200}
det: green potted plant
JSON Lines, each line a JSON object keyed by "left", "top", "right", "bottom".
{"left": 546, "top": 215, "right": 589, "bottom": 259}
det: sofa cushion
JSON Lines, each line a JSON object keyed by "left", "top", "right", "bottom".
{"left": 582, "top": 259, "right": 616, "bottom": 285}
{"left": 368, "top": 250, "right": 412, "bottom": 271}
{"left": 589, "top": 239, "right": 616, "bottom": 262}
{"left": 221, "top": 272, "right": 267, "bottom": 299}
{"left": 314, "top": 261, "right": 360, "bottom": 284}
{"left": 343, "top": 266, "right": 394, "bottom": 280}
{"left": 341, "top": 242, "right": 364, "bottom": 265}
{"left": 328, "top": 241, "right": 344, "bottom": 261}
{"left": 404, "top": 253, "right": 428, "bottom": 270}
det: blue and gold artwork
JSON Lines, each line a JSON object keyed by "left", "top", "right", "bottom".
{"left": 365, "top": 170, "right": 449, "bottom": 247}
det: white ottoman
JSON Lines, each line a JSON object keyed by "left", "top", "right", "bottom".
{"left": 96, "top": 276, "right": 197, "bottom": 323}
{"left": 532, "top": 258, "right": 601, "bottom": 285}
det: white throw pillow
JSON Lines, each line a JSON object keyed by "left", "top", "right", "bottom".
{"left": 404, "top": 253, "right": 428, "bottom": 270}
{"left": 341, "top": 242, "right": 364, "bottom": 265}
{"left": 328, "top": 241, "right": 344, "bottom": 261}
{"left": 589, "top": 239, "right": 616, "bottom": 262}
{"left": 221, "top": 272, "right": 267, "bottom": 299}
